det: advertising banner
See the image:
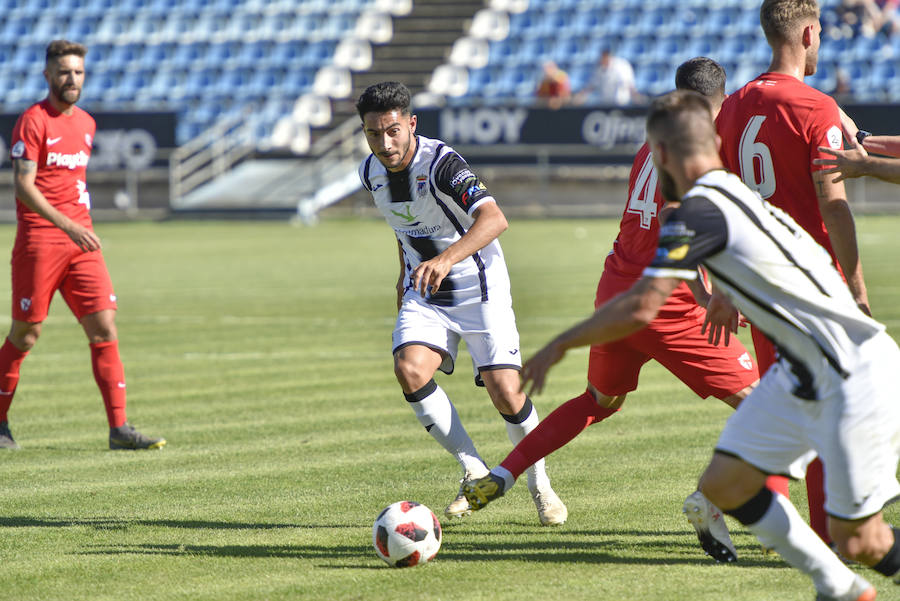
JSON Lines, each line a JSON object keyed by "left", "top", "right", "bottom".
{"left": 0, "top": 111, "right": 176, "bottom": 170}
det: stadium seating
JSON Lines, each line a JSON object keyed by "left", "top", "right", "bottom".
{"left": 3, "top": 0, "right": 897, "bottom": 148}
{"left": 0, "top": 0, "right": 377, "bottom": 144}
{"left": 450, "top": 0, "right": 900, "bottom": 105}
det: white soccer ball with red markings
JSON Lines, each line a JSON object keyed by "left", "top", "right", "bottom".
{"left": 372, "top": 501, "right": 442, "bottom": 567}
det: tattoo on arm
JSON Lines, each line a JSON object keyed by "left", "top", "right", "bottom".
{"left": 13, "top": 159, "right": 36, "bottom": 175}
{"left": 815, "top": 178, "right": 826, "bottom": 196}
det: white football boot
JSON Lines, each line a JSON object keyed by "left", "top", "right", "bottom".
{"left": 445, "top": 466, "right": 490, "bottom": 519}
{"left": 682, "top": 490, "right": 738, "bottom": 563}
{"left": 530, "top": 485, "right": 568, "bottom": 526}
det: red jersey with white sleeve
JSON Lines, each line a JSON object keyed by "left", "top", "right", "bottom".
{"left": 9, "top": 99, "right": 95, "bottom": 242}
{"left": 716, "top": 72, "right": 844, "bottom": 262}
{"left": 596, "top": 142, "right": 699, "bottom": 320}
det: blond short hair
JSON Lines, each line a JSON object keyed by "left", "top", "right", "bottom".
{"left": 760, "top": 0, "right": 820, "bottom": 44}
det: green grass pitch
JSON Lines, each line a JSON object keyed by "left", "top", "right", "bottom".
{"left": 0, "top": 217, "right": 897, "bottom": 601}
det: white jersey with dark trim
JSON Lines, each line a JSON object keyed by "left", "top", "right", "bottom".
{"left": 645, "top": 169, "right": 883, "bottom": 397}
{"left": 359, "top": 135, "right": 511, "bottom": 307}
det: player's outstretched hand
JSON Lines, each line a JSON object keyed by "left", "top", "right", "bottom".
{"left": 65, "top": 223, "right": 102, "bottom": 252}
{"left": 520, "top": 341, "right": 565, "bottom": 396}
{"left": 411, "top": 256, "right": 452, "bottom": 298}
{"left": 701, "top": 290, "right": 744, "bottom": 347}
{"left": 814, "top": 136, "right": 868, "bottom": 183}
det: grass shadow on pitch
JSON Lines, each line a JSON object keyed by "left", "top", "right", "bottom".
{"left": 437, "top": 526, "right": 787, "bottom": 568}
{"left": 0, "top": 516, "right": 310, "bottom": 531}
{"left": 77, "top": 542, "right": 372, "bottom": 562}
{"left": 75, "top": 536, "right": 786, "bottom": 569}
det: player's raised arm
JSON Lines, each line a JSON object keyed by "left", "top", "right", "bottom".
{"left": 816, "top": 132, "right": 900, "bottom": 185}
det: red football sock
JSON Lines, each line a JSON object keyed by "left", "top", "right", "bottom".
{"left": 0, "top": 338, "right": 28, "bottom": 422}
{"left": 766, "top": 474, "right": 790, "bottom": 498}
{"left": 90, "top": 341, "right": 127, "bottom": 428}
{"left": 500, "top": 391, "right": 618, "bottom": 479}
{"left": 805, "top": 458, "right": 830, "bottom": 544}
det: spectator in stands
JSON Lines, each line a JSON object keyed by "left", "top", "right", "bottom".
{"left": 576, "top": 49, "right": 640, "bottom": 106}
{"left": 535, "top": 61, "right": 571, "bottom": 109}
{"left": 832, "top": 67, "right": 854, "bottom": 104}
{"left": 839, "top": 0, "right": 900, "bottom": 36}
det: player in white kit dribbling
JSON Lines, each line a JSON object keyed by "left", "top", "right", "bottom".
{"left": 356, "top": 81, "right": 566, "bottom": 525}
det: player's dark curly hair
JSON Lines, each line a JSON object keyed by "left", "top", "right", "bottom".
{"left": 46, "top": 40, "right": 87, "bottom": 65}
{"left": 356, "top": 82, "right": 411, "bottom": 120}
{"left": 675, "top": 57, "right": 726, "bottom": 99}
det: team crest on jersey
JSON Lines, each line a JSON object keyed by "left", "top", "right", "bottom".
{"left": 416, "top": 175, "right": 428, "bottom": 197}
{"left": 826, "top": 126, "right": 842, "bottom": 150}
{"left": 738, "top": 352, "right": 753, "bottom": 370}
{"left": 19, "top": 298, "right": 31, "bottom": 312}
{"left": 85, "top": 133, "right": 92, "bottom": 147}
{"left": 11, "top": 140, "right": 25, "bottom": 158}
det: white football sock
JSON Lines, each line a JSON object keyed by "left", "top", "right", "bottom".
{"left": 504, "top": 401, "right": 551, "bottom": 492}
{"left": 747, "top": 491, "right": 857, "bottom": 596}
{"left": 490, "top": 465, "right": 516, "bottom": 492}
{"left": 406, "top": 381, "right": 486, "bottom": 477}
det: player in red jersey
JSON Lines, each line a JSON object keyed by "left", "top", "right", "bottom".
{"left": 0, "top": 40, "right": 164, "bottom": 450}
{"left": 463, "top": 58, "right": 760, "bottom": 563}
{"left": 714, "top": 0, "right": 869, "bottom": 548}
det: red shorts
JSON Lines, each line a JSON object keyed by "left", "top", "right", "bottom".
{"left": 588, "top": 307, "right": 759, "bottom": 399}
{"left": 11, "top": 240, "right": 117, "bottom": 322}
{"left": 750, "top": 324, "right": 778, "bottom": 375}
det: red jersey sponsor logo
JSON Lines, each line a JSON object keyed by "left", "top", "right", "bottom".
{"left": 47, "top": 150, "right": 89, "bottom": 169}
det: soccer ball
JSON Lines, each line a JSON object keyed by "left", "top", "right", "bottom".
{"left": 372, "top": 501, "right": 442, "bottom": 567}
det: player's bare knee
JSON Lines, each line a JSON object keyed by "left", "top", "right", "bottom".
{"left": 487, "top": 390, "right": 522, "bottom": 415}
{"left": 393, "top": 356, "right": 431, "bottom": 391}
{"left": 80, "top": 310, "right": 117, "bottom": 344}
{"left": 8, "top": 321, "right": 41, "bottom": 351}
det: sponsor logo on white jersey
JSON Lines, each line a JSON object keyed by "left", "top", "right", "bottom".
{"left": 47, "top": 150, "right": 89, "bottom": 170}
{"left": 47, "top": 136, "right": 62, "bottom": 146}
{"left": 449, "top": 169, "right": 475, "bottom": 188}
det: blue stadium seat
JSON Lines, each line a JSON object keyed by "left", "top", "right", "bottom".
{"left": 4, "top": 0, "right": 897, "bottom": 144}
{"left": 636, "top": 61, "right": 672, "bottom": 96}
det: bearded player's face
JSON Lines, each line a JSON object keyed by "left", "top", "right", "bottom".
{"left": 45, "top": 54, "right": 85, "bottom": 107}
{"left": 362, "top": 110, "right": 417, "bottom": 172}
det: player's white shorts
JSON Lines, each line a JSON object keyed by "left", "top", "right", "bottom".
{"left": 716, "top": 331, "right": 900, "bottom": 520}
{"left": 392, "top": 293, "right": 522, "bottom": 385}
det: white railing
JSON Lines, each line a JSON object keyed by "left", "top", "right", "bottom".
{"left": 168, "top": 107, "right": 257, "bottom": 204}
{"left": 294, "top": 116, "right": 368, "bottom": 224}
